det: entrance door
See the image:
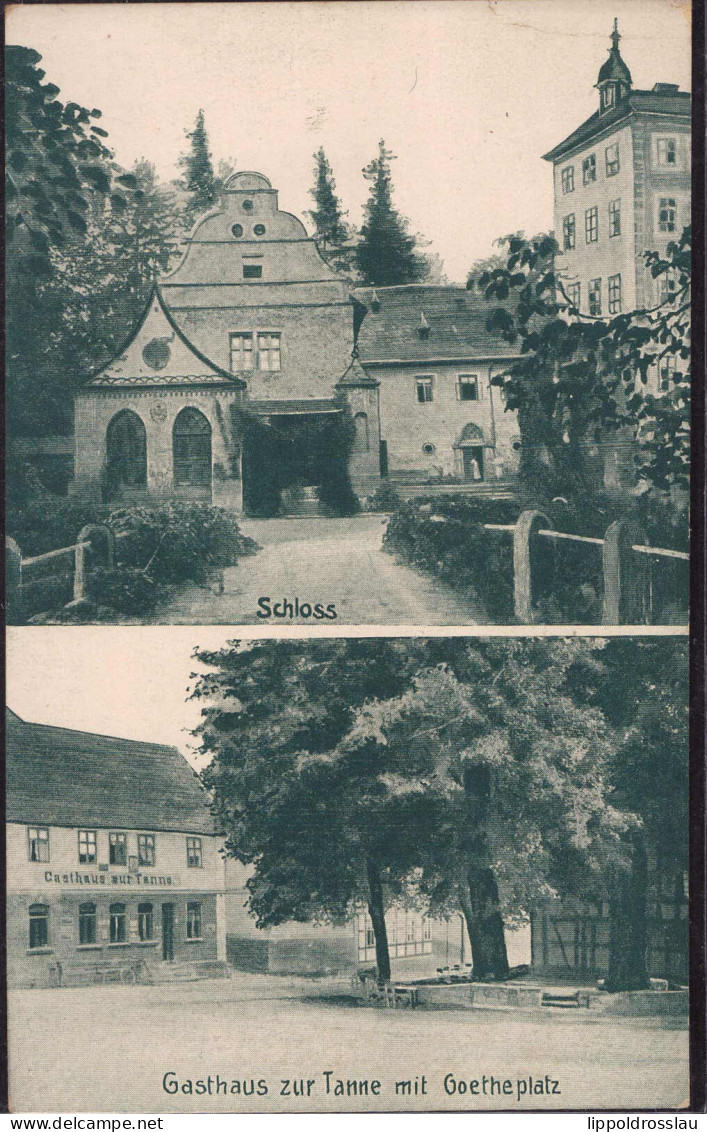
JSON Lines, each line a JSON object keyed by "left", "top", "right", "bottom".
{"left": 463, "top": 447, "right": 484, "bottom": 481}
{"left": 162, "top": 903, "right": 175, "bottom": 961}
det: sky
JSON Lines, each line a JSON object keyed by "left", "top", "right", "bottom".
{"left": 6, "top": 0, "right": 691, "bottom": 282}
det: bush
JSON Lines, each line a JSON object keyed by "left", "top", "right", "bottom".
{"left": 88, "top": 567, "right": 161, "bottom": 616}
{"left": 109, "top": 503, "right": 259, "bottom": 584}
{"left": 6, "top": 497, "right": 112, "bottom": 557}
{"left": 365, "top": 483, "right": 403, "bottom": 512}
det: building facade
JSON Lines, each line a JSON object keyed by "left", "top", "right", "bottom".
{"left": 544, "top": 21, "right": 691, "bottom": 320}
{"left": 73, "top": 171, "right": 520, "bottom": 511}
{"left": 6, "top": 709, "right": 227, "bottom": 988}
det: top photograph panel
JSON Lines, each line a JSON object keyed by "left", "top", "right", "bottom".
{"left": 6, "top": 0, "right": 691, "bottom": 626}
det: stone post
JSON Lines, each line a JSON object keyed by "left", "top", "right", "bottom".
{"left": 73, "top": 541, "right": 87, "bottom": 601}
{"left": 6, "top": 537, "right": 23, "bottom": 623}
{"left": 602, "top": 520, "right": 649, "bottom": 624}
{"left": 77, "top": 523, "right": 116, "bottom": 570}
{"left": 513, "top": 510, "right": 551, "bottom": 624}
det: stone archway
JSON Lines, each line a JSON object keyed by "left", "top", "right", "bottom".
{"left": 106, "top": 410, "right": 147, "bottom": 493}
{"left": 173, "top": 407, "right": 212, "bottom": 490}
{"left": 454, "top": 421, "right": 486, "bottom": 481}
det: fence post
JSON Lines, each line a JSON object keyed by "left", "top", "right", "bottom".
{"left": 602, "top": 520, "right": 649, "bottom": 624}
{"left": 77, "top": 524, "right": 115, "bottom": 570}
{"left": 73, "top": 542, "right": 87, "bottom": 601}
{"left": 6, "top": 537, "right": 23, "bottom": 623}
{"left": 513, "top": 510, "right": 551, "bottom": 624}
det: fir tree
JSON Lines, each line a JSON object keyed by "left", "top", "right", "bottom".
{"left": 178, "top": 109, "right": 217, "bottom": 225}
{"left": 308, "top": 147, "right": 349, "bottom": 251}
{"left": 355, "top": 139, "right": 427, "bottom": 286}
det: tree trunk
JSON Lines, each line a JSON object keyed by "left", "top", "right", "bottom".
{"left": 605, "top": 831, "right": 650, "bottom": 992}
{"left": 366, "top": 859, "right": 391, "bottom": 984}
{"left": 458, "top": 865, "right": 510, "bottom": 981}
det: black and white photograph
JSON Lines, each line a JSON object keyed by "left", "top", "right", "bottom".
{"left": 5, "top": 628, "right": 691, "bottom": 1112}
{"left": 5, "top": 0, "right": 691, "bottom": 626}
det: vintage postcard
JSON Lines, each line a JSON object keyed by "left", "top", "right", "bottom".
{"left": 4, "top": 627, "right": 695, "bottom": 1113}
{"left": 4, "top": 0, "right": 701, "bottom": 1121}
{"left": 5, "top": 0, "right": 691, "bottom": 627}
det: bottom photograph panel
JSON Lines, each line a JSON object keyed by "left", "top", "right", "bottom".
{"left": 6, "top": 630, "right": 690, "bottom": 1113}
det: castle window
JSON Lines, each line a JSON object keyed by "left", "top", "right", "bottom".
{"left": 608, "top": 274, "right": 622, "bottom": 314}
{"left": 109, "top": 832, "right": 127, "bottom": 866}
{"left": 582, "top": 155, "right": 596, "bottom": 185}
{"left": 566, "top": 282, "right": 581, "bottom": 312}
{"left": 138, "top": 903, "right": 154, "bottom": 942}
{"left": 658, "top": 198, "right": 677, "bottom": 233}
{"left": 257, "top": 333, "right": 281, "bottom": 372}
{"left": 138, "top": 834, "right": 155, "bottom": 867}
{"left": 28, "top": 826, "right": 49, "bottom": 862}
{"left": 659, "top": 355, "right": 677, "bottom": 389}
{"left": 561, "top": 166, "right": 574, "bottom": 194}
{"left": 186, "top": 837, "right": 202, "bottom": 868}
{"left": 230, "top": 333, "right": 255, "bottom": 371}
{"left": 253, "top": 224, "right": 266, "bottom": 236}
{"left": 585, "top": 206, "right": 599, "bottom": 243}
{"left": 659, "top": 269, "right": 678, "bottom": 304}
{"left": 109, "top": 903, "right": 127, "bottom": 944}
{"left": 589, "top": 279, "right": 602, "bottom": 317}
{"left": 457, "top": 375, "right": 479, "bottom": 402}
{"left": 601, "top": 86, "right": 616, "bottom": 111}
{"left": 29, "top": 904, "right": 50, "bottom": 950}
{"left": 415, "top": 377, "right": 434, "bottom": 403}
{"left": 605, "top": 144, "right": 620, "bottom": 176}
{"left": 657, "top": 138, "right": 677, "bottom": 166}
{"left": 231, "top": 224, "right": 244, "bottom": 238}
{"left": 186, "top": 902, "right": 202, "bottom": 940}
{"left": 243, "top": 264, "right": 263, "bottom": 279}
{"left": 78, "top": 829, "right": 97, "bottom": 865}
{"left": 609, "top": 199, "right": 621, "bottom": 237}
{"left": 78, "top": 902, "right": 97, "bottom": 946}
{"left": 242, "top": 200, "right": 254, "bottom": 212}
{"left": 353, "top": 412, "right": 370, "bottom": 452}
{"left": 562, "top": 214, "right": 576, "bottom": 250}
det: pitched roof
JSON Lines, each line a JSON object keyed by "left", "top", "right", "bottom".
{"left": 6, "top": 716, "right": 215, "bottom": 835}
{"left": 542, "top": 88, "right": 691, "bottom": 162}
{"left": 85, "top": 286, "right": 244, "bottom": 390}
{"left": 354, "top": 285, "right": 519, "bottom": 365}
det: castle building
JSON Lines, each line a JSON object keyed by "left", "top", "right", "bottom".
{"left": 72, "top": 171, "right": 520, "bottom": 511}
{"left": 6, "top": 709, "right": 228, "bottom": 988}
{"left": 543, "top": 21, "right": 691, "bottom": 319}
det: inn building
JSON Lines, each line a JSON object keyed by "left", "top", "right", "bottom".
{"left": 6, "top": 709, "right": 228, "bottom": 988}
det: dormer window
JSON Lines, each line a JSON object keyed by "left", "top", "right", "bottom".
{"left": 243, "top": 264, "right": 263, "bottom": 279}
{"left": 418, "top": 312, "right": 430, "bottom": 340}
{"left": 601, "top": 86, "right": 615, "bottom": 111}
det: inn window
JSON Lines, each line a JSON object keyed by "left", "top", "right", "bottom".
{"left": 582, "top": 154, "right": 596, "bottom": 185}
{"left": 415, "top": 377, "right": 434, "bottom": 404}
{"left": 109, "top": 832, "right": 127, "bottom": 866}
{"left": 585, "top": 206, "right": 599, "bottom": 244}
{"left": 186, "top": 836, "right": 202, "bottom": 868}
{"left": 138, "top": 833, "right": 156, "bottom": 867}
{"left": 457, "top": 375, "right": 479, "bottom": 402}
{"left": 609, "top": 199, "right": 621, "bottom": 237}
{"left": 562, "top": 214, "right": 575, "bottom": 251}
{"left": 657, "top": 138, "right": 677, "bottom": 167}
{"left": 566, "top": 282, "right": 581, "bottom": 312}
{"left": 561, "top": 166, "right": 574, "bottom": 194}
{"left": 242, "top": 264, "right": 263, "bottom": 280}
{"left": 608, "top": 273, "right": 622, "bottom": 315}
{"left": 658, "top": 198, "right": 677, "bottom": 233}
{"left": 29, "top": 904, "right": 50, "bottom": 950}
{"left": 78, "top": 902, "right": 97, "bottom": 946}
{"left": 588, "top": 278, "right": 602, "bottom": 317}
{"left": 109, "top": 903, "right": 127, "bottom": 944}
{"left": 27, "top": 826, "right": 49, "bottom": 862}
{"left": 78, "top": 829, "right": 97, "bottom": 865}
{"left": 605, "top": 144, "right": 620, "bottom": 176}
{"left": 257, "top": 333, "right": 281, "bottom": 372}
{"left": 186, "top": 902, "right": 202, "bottom": 940}
{"left": 138, "top": 902, "right": 154, "bottom": 941}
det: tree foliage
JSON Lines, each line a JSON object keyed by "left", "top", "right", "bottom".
{"left": 355, "top": 139, "right": 428, "bottom": 286}
{"left": 307, "top": 147, "right": 350, "bottom": 255}
{"left": 178, "top": 109, "right": 218, "bottom": 226}
{"left": 473, "top": 227, "right": 691, "bottom": 502}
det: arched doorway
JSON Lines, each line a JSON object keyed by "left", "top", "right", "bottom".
{"left": 455, "top": 422, "right": 486, "bottom": 481}
{"left": 106, "top": 410, "right": 147, "bottom": 491}
{"left": 173, "top": 407, "right": 212, "bottom": 489}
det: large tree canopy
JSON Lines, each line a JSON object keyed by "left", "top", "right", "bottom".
{"left": 473, "top": 228, "right": 691, "bottom": 504}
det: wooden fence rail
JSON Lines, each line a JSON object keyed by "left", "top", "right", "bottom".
{"left": 482, "top": 510, "right": 688, "bottom": 625}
